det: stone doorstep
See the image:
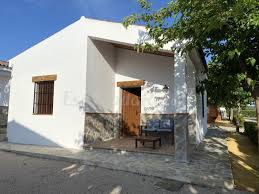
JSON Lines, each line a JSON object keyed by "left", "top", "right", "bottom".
{"left": 0, "top": 146, "right": 234, "bottom": 190}
{"left": 0, "top": 148, "right": 85, "bottom": 164}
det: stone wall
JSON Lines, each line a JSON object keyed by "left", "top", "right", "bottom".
{"left": 0, "top": 106, "right": 8, "bottom": 127}
{"left": 84, "top": 113, "right": 121, "bottom": 144}
{"left": 142, "top": 113, "right": 192, "bottom": 162}
{"left": 141, "top": 113, "right": 199, "bottom": 148}
{"left": 188, "top": 113, "right": 197, "bottom": 144}
{"left": 0, "top": 106, "right": 8, "bottom": 142}
{"left": 174, "top": 113, "right": 190, "bottom": 162}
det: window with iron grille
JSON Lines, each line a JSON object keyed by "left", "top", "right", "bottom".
{"left": 33, "top": 81, "right": 54, "bottom": 115}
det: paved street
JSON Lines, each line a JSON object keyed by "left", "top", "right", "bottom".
{"left": 0, "top": 128, "right": 235, "bottom": 189}
{"left": 0, "top": 151, "right": 252, "bottom": 194}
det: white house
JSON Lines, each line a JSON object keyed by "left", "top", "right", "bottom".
{"left": 7, "top": 17, "right": 207, "bottom": 161}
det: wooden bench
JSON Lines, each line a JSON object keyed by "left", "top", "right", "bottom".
{"left": 135, "top": 136, "right": 161, "bottom": 149}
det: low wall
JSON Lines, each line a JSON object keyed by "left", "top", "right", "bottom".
{"left": 0, "top": 106, "right": 8, "bottom": 127}
{"left": 84, "top": 113, "right": 176, "bottom": 144}
{"left": 84, "top": 113, "right": 121, "bottom": 144}
{"left": 84, "top": 112, "right": 194, "bottom": 159}
{"left": 0, "top": 106, "right": 8, "bottom": 142}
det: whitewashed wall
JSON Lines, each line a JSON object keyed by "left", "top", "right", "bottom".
{"left": 7, "top": 17, "right": 207, "bottom": 149}
{"left": 186, "top": 53, "right": 208, "bottom": 144}
{"left": 8, "top": 19, "right": 87, "bottom": 149}
{"left": 203, "top": 91, "right": 208, "bottom": 134}
{"left": 115, "top": 48, "right": 174, "bottom": 114}
{"left": 84, "top": 17, "right": 176, "bottom": 115}
{"left": 85, "top": 18, "right": 172, "bottom": 52}
{"left": 196, "top": 76, "right": 208, "bottom": 136}
{"left": 186, "top": 56, "right": 199, "bottom": 144}
{"left": 85, "top": 41, "right": 174, "bottom": 115}
{"left": 85, "top": 39, "right": 116, "bottom": 113}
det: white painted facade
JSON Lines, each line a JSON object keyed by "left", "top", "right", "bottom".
{"left": 8, "top": 17, "right": 207, "bottom": 149}
{"left": 8, "top": 19, "right": 87, "bottom": 148}
{"left": 85, "top": 38, "right": 174, "bottom": 115}
{"left": 115, "top": 48, "right": 174, "bottom": 114}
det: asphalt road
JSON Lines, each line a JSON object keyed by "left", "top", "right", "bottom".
{"left": 0, "top": 151, "right": 251, "bottom": 194}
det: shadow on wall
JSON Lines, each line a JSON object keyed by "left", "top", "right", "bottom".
{"left": 90, "top": 39, "right": 116, "bottom": 73}
{"left": 143, "top": 82, "right": 171, "bottom": 114}
{"left": 8, "top": 120, "right": 61, "bottom": 147}
{"left": 84, "top": 95, "right": 107, "bottom": 113}
{"left": 82, "top": 96, "right": 120, "bottom": 144}
{"left": 64, "top": 92, "right": 120, "bottom": 145}
{"left": 115, "top": 48, "right": 173, "bottom": 86}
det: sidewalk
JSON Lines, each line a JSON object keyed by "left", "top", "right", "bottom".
{"left": 0, "top": 128, "right": 234, "bottom": 189}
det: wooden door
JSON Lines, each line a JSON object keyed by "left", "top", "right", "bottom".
{"left": 122, "top": 88, "right": 141, "bottom": 136}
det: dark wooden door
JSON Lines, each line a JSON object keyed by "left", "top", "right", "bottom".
{"left": 122, "top": 88, "right": 141, "bottom": 136}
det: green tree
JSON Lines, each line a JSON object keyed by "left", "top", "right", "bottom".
{"left": 124, "top": 0, "right": 259, "bottom": 150}
{"left": 205, "top": 62, "right": 252, "bottom": 109}
{"left": 205, "top": 61, "right": 252, "bottom": 123}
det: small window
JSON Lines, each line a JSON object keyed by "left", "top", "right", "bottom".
{"left": 33, "top": 81, "right": 54, "bottom": 115}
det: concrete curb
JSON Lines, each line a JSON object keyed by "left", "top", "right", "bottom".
{"left": 0, "top": 148, "right": 165, "bottom": 175}
{"left": 0, "top": 148, "right": 85, "bottom": 164}
{"left": 0, "top": 148, "right": 185, "bottom": 184}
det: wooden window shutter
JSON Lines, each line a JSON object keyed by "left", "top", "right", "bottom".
{"left": 33, "top": 81, "right": 54, "bottom": 115}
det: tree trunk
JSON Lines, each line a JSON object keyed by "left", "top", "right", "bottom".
{"left": 237, "top": 103, "right": 241, "bottom": 116}
{"left": 254, "top": 86, "right": 259, "bottom": 152}
{"left": 235, "top": 104, "right": 240, "bottom": 133}
{"left": 230, "top": 108, "right": 234, "bottom": 121}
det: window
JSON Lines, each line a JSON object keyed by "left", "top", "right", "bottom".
{"left": 33, "top": 81, "right": 54, "bottom": 115}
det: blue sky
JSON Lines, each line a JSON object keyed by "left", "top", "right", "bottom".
{"left": 0, "top": 0, "right": 170, "bottom": 61}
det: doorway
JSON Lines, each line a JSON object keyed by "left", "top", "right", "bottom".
{"left": 121, "top": 87, "right": 141, "bottom": 136}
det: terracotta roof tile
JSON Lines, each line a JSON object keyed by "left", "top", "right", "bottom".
{"left": 0, "top": 60, "right": 9, "bottom": 68}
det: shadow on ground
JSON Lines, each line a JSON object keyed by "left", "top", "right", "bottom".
{"left": 227, "top": 132, "right": 259, "bottom": 193}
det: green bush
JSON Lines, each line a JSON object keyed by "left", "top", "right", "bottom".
{"left": 244, "top": 121, "right": 258, "bottom": 145}
{"left": 241, "top": 109, "right": 257, "bottom": 118}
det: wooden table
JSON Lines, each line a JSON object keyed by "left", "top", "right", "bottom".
{"left": 141, "top": 129, "right": 174, "bottom": 145}
{"left": 135, "top": 136, "right": 161, "bottom": 149}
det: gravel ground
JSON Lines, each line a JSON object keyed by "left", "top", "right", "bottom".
{"left": 0, "top": 151, "right": 251, "bottom": 194}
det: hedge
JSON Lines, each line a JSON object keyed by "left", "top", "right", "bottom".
{"left": 244, "top": 121, "right": 258, "bottom": 145}
{"left": 241, "top": 109, "right": 257, "bottom": 118}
